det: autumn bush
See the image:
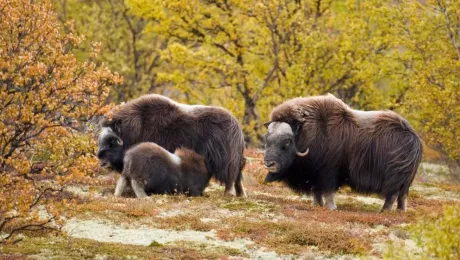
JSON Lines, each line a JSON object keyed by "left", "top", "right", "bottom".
{"left": 0, "top": 0, "right": 120, "bottom": 243}
{"left": 385, "top": 205, "right": 460, "bottom": 259}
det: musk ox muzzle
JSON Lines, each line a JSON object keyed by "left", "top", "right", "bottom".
{"left": 97, "top": 127, "right": 124, "bottom": 172}
{"left": 263, "top": 122, "right": 309, "bottom": 182}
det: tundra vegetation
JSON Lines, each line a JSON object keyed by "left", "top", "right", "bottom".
{"left": 1, "top": 0, "right": 459, "bottom": 259}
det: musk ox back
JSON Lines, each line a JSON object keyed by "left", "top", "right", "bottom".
{"left": 98, "top": 94, "right": 246, "bottom": 197}
{"left": 115, "top": 142, "right": 209, "bottom": 198}
{"left": 263, "top": 94, "right": 422, "bottom": 211}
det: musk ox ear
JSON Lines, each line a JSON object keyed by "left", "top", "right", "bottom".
{"left": 112, "top": 119, "right": 122, "bottom": 136}
{"left": 263, "top": 121, "right": 272, "bottom": 129}
{"left": 291, "top": 120, "right": 302, "bottom": 136}
{"left": 109, "top": 136, "right": 123, "bottom": 146}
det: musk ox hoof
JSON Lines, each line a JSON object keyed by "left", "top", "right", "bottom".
{"left": 238, "top": 192, "right": 248, "bottom": 198}
{"left": 312, "top": 200, "right": 323, "bottom": 207}
{"left": 224, "top": 185, "right": 237, "bottom": 197}
{"left": 325, "top": 203, "right": 337, "bottom": 210}
{"left": 224, "top": 190, "right": 237, "bottom": 197}
{"left": 380, "top": 207, "right": 393, "bottom": 213}
{"left": 312, "top": 195, "right": 324, "bottom": 206}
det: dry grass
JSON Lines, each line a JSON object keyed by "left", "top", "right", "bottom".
{"left": 2, "top": 148, "right": 458, "bottom": 258}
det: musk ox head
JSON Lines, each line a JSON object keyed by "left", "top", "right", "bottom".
{"left": 97, "top": 127, "right": 124, "bottom": 172}
{"left": 263, "top": 122, "right": 309, "bottom": 183}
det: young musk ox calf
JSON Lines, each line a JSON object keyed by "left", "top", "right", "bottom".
{"left": 263, "top": 94, "right": 422, "bottom": 212}
{"left": 97, "top": 94, "right": 246, "bottom": 197}
{"left": 115, "top": 142, "right": 208, "bottom": 197}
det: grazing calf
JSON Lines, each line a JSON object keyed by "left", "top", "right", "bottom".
{"left": 115, "top": 142, "right": 209, "bottom": 198}
{"left": 264, "top": 94, "right": 422, "bottom": 212}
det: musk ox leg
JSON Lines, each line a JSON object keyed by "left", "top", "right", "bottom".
{"left": 324, "top": 192, "right": 337, "bottom": 210}
{"left": 131, "top": 179, "right": 148, "bottom": 198}
{"left": 224, "top": 181, "right": 237, "bottom": 197}
{"left": 114, "top": 175, "right": 128, "bottom": 197}
{"left": 397, "top": 193, "right": 407, "bottom": 211}
{"left": 381, "top": 193, "right": 399, "bottom": 212}
{"left": 312, "top": 192, "right": 324, "bottom": 206}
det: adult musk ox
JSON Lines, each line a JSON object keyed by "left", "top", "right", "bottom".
{"left": 115, "top": 142, "right": 209, "bottom": 198}
{"left": 97, "top": 94, "right": 246, "bottom": 197}
{"left": 263, "top": 94, "right": 422, "bottom": 211}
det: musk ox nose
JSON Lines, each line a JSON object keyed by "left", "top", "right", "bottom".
{"left": 264, "top": 161, "right": 276, "bottom": 168}
{"left": 97, "top": 150, "right": 104, "bottom": 159}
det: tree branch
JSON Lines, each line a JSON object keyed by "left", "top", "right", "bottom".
{"left": 438, "top": 0, "right": 460, "bottom": 60}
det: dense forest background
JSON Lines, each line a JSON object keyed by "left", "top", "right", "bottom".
{"left": 0, "top": 0, "right": 458, "bottom": 255}
{"left": 52, "top": 0, "right": 459, "bottom": 162}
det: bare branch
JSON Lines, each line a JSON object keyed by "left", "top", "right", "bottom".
{"left": 438, "top": 1, "right": 460, "bottom": 60}
{"left": 1, "top": 217, "right": 56, "bottom": 243}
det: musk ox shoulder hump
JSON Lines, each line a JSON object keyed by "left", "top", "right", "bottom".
{"left": 270, "top": 94, "right": 351, "bottom": 123}
{"left": 141, "top": 94, "right": 225, "bottom": 114}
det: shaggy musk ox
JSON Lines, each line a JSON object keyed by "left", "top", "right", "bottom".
{"left": 97, "top": 94, "right": 246, "bottom": 197}
{"left": 263, "top": 94, "right": 422, "bottom": 211}
{"left": 115, "top": 142, "right": 209, "bottom": 198}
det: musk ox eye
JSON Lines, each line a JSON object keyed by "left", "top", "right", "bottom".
{"left": 282, "top": 140, "right": 291, "bottom": 150}
{"left": 109, "top": 138, "right": 119, "bottom": 148}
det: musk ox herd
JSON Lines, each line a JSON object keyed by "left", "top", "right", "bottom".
{"left": 97, "top": 93, "right": 422, "bottom": 212}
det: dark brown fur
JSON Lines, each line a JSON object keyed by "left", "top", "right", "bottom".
{"left": 266, "top": 94, "right": 422, "bottom": 211}
{"left": 123, "top": 143, "right": 209, "bottom": 196}
{"left": 100, "top": 94, "right": 246, "bottom": 197}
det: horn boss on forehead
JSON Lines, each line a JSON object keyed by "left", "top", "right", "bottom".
{"left": 97, "top": 127, "right": 125, "bottom": 172}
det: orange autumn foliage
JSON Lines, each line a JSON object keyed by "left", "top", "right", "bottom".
{"left": 0, "top": 0, "right": 121, "bottom": 243}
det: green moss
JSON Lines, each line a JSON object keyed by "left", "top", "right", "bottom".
{"left": 221, "top": 199, "right": 276, "bottom": 212}
{"left": 173, "top": 241, "right": 249, "bottom": 258}
{"left": 156, "top": 214, "right": 216, "bottom": 231}
{"left": 339, "top": 198, "right": 381, "bottom": 213}
{"left": 0, "top": 235, "right": 240, "bottom": 259}
{"left": 149, "top": 241, "right": 163, "bottom": 247}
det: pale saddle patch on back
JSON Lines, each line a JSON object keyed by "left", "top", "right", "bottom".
{"left": 168, "top": 150, "right": 182, "bottom": 166}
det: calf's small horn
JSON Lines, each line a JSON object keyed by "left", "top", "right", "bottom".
{"left": 296, "top": 148, "right": 309, "bottom": 157}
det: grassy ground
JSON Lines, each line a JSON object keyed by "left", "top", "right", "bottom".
{"left": 1, "top": 149, "right": 459, "bottom": 259}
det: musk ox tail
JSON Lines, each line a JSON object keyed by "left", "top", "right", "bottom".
{"left": 223, "top": 115, "right": 246, "bottom": 184}
{"left": 201, "top": 113, "right": 245, "bottom": 185}
{"left": 382, "top": 116, "right": 423, "bottom": 196}
{"left": 349, "top": 113, "right": 423, "bottom": 197}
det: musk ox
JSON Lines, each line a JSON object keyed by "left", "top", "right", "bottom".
{"left": 114, "top": 142, "right": 209, "bottom": 198}
{"left": 97, "top": 94, "right": 246, "bottom": 197}
{"left": 263, "top": 94, "right": 422, "bottom": 211}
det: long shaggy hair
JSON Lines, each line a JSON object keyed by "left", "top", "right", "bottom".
{"left": 269, "top": 94, "right": 422, "bottom": 207}
{"left": 100, "top": 94, "right": 246, "bottom": 196}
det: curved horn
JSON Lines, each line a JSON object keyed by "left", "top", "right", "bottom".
{"left": 296, "top": 148, "right": 309, "bottom": 157}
